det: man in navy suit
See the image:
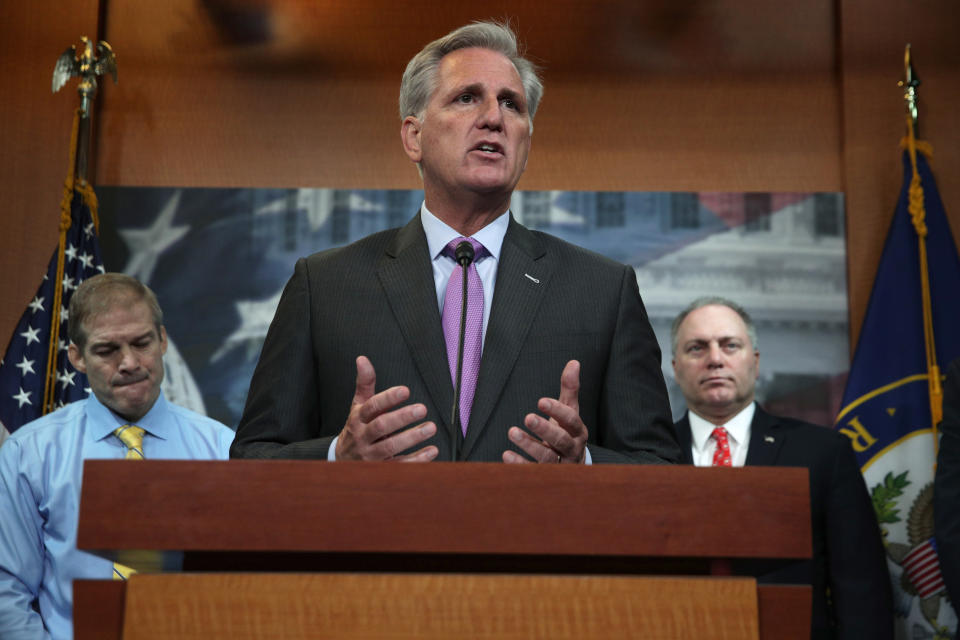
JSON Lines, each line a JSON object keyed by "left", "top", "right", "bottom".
{"left": 670, "top": 296, "right": 893, "bottom": 639}
{"left": 231, "top": 21, "right": 678, "bottom": 465}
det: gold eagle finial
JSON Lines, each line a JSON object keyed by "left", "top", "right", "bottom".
{"left": 52, "top": 37, "right": 118, "bottom": 117}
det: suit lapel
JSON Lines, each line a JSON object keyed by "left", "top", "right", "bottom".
{"left": 744, "top": 405, "right": 787, "bottom": 466}
{"left": 377, "top": 214, "right": 454, "bottom": 435}
{"left": 677, "top": 408, "right": 781, "bottom": 466}
{"left": 461, "top": 217, "right": 551, "bottom": 458}
{"left": 674, "top": 415, "right": 695, "bottom": 465}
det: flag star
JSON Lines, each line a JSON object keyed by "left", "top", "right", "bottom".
{"left": 78, "top": 252, "right": 94, "bottom": 269}
{"left": 29, "top": 296, "right": 45, "bottom": 313}
{"left": 13, "top": 387, "right": 32, "bottom": 408}
{"left": 64, "top": 244, "right": 78, "bottom": 261}
{"left": 20, "top": 326, "right": 41, "bottom": 346}
{"left": 62, "top": 275, "right": 76, "bottom": 292}
{"left": 59, "top": 338, "right": 69, "bottom": 353}
{"left": 57, "top": 368, "right": 76, "bottom": 388}
{"left": 209, "top": 289, "right": 284, "bottom": 362}
{"left": 96, "top": 265, "right": 106, "bottom": 274}
{"left": 120, "top": 190, "right": 189, "bottom": 283}
{"left": 60, "top": 305, "right": 70, "bottom": 322}
{"left": 84, "top": 222, "right": 95, "bottom": 237}
{"left": 15, "top": 357, "right": 36, "bottom": 377}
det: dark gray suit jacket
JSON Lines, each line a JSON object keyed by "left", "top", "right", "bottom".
{"left": 674, "top": 406, "right": 893, "bottom": 639}
{"left": 231, "top": 213, "right": 680, "bottom": 464}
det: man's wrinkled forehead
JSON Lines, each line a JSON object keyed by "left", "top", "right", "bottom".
{"left": 434, "top": 47, "right": 525, "bottom": 98}
{"left": 85, "top": 324, "right": 159, "bottom": 348}
{"left": 675, "top": 305, "right": 752, "bottom": 350}
{"left": 79, "top": 298, "right": 159, "bottom": 342}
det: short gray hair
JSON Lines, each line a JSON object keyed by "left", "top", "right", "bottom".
{"left": 69, "top": 273, "right": 164, "bottom": 350}
{"left": 399, "top": 20, "right": 543, "bottom": 130}
{"left": 670, "top": 296, "right": 758, "bottom": 355}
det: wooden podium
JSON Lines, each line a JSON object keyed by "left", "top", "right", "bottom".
{"left": 75, "top": 461, "right": 812, "bottom": 639}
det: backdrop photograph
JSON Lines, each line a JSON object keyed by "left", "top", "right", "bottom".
{"left": 96, "top": 186, "right": 849, "bottom": 429}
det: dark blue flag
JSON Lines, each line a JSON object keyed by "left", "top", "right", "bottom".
{"left": 0, "top": 186, "right": 104, "bottom": 441}
{"left": 836, "top": 141, "right": 960, "bottom": 638}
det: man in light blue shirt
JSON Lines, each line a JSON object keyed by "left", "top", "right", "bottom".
{"left": 0, "top": 273, "right": 234, "bottom": 640}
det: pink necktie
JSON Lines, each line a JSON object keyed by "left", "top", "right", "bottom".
{"left": 712, "top": 426, "right": 733, "bottom": 467}
{"left": 441, "top": 237, "right": 487, "bottom": 435}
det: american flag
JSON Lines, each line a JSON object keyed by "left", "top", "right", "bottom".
{"left": 903, "top": 538, "right": 946, "bottom": 599}
{"left": 0, "top": 188, "right": 105, "bottom": 440}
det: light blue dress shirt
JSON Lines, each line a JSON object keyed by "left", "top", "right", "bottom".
{"left": 0, "top": 392, "right": 234, "bottom": 640}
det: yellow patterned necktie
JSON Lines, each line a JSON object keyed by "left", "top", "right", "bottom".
{"left": 114, "top": 425, "right": 146, "bottom": 460}
{"left": 112, "top": 425, "right": 146, "bottom": 580}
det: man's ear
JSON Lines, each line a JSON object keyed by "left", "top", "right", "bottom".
{"left": 67, "top": 343, "right": 86, "bottom": 374}
{"left": 401, "top": 116, "right": 423, "bottom": 163}
{"left": 159, "top": 325, "right": 168, "bottom": 356}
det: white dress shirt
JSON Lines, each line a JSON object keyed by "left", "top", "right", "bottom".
{"left": 688, "top": 402, "right": 756, "bottom": 467}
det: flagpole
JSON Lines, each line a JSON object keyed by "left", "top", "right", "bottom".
{"left": 42, "top": 110, "right": 81, "bottom": 414}
{"left": 43, "top": 38, "right": 116, "bottom": 414}
{"left": 898, "top": 44, "right": 943, "bottom": 449}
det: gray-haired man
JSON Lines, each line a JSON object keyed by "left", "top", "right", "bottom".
{"left": 670, "top": 296, "right": 893, "bottom": 639}
{"left": 232, "top": 21, "right": 679, "bottom": 465}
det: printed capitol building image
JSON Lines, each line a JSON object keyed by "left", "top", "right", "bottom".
{"left": 95, "top": 187, "right": 847, "bottom": 429}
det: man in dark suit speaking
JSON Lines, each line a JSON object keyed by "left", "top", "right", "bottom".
{"left": 670, "top": 296, "right": 893, "bottom": 638}
{"left": 230, "top": 21, "right": 679, "bottom": 465}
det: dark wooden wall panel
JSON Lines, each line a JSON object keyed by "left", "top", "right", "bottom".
{"left": 0, "top": 0, "right": 98, "bottom": 350}
{"left": 92, "top": 0, "right": 842, "bottom": 192}
{"left": 3, "top": 0, "right": 959, "bottom": 378}
{"left": 840, "top": 0, "right": 960, "bottom": 346}
{"left": 0, "top": 2, "right": 101, "bottom": 355}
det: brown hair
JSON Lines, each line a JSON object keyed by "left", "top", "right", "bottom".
{"left": 68, "top": 273, "right": 164, "bottom": 350}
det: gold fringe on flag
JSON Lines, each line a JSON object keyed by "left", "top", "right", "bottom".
{"left": 42, "top": 108, "right": 100, "bottom": 415}
{"left": 900, "top": 117, "right": 942, "bottom": 450}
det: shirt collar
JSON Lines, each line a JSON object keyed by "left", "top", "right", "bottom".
{"left": 420, "top": 202, "right": 508, "bottom": 262}
{"left": 688, "top": 402, "right": 756, "bottom": 452}
{"left": 86, "top": 390, "right": 171, "bottom": 442}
